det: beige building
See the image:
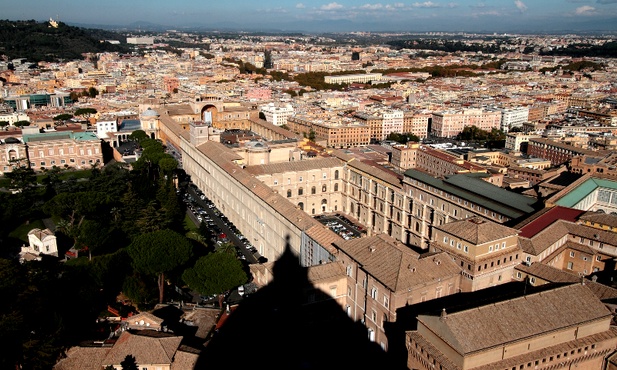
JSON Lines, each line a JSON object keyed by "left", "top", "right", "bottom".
{"left": 53, "top": 330, "right": 199, "bottom": 370}
{"left": 403, "top": 169, "right": 539, "bottom": 249}
{"left": 431, "top": 217, "right": 521, "bottom": 292}
{"left": 287, "top": 115, "right": 371, "bottom": 148}
{"left": 353, "top": 112, "right": 383, "bottom": 142}
{"left": 402, "top": 111, "right": 430, "bottom": 139}
{"left": 334, "top": 233, "right": 462, "bottom": 350}
{"left": 505, "top": 132, "right": 542, "bottom": 152}
{"left": 0, "top": 136, "right": 29, "bottom": 175}
{"left": 431, "top": 109, "right": 502, "bottom": 138}
{"left": 245, "top": 157, "right": 345, "bottom": 216}
{"left": 23, "top": 131, "right": 103, "bottom": 171}
{"left": 407, "top": 283, "right": 617, "bottom": 370}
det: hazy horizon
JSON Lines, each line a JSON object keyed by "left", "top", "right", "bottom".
{"left": 4, "top": 0, "right": 617, "bottom": 34}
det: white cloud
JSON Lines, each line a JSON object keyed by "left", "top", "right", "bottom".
{"left": 514, "top": 0, "right": 528, "bottom": 12}
{"left": 296, "top": 3, "right": 305, "bottom": 8}
{"left": 575, "top": 5, "right": 597, "bottom": 14}
{"left": 320, "top": 2, "right": 344, "bottom": 10}
{"left": 411, "top": 1, "right": 441, "bottom": 8}
{"left": 360, "top": 3, "right": 384, "bottom": 10}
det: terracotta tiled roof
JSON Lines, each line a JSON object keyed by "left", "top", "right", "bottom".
{"left": 170, "top": 347, "right": 200, "bottom": 370}
{"left": 125, "top": 311, "right": 164, "bottom": 329}
{"left": 469, "top": 327, "right": 617, "bottom": 370}
{"left": 436, "top": 216, "right": 519, "bottom": 245}
{"left": 27, "top": 228, "right": 55, "bottom": 242}
{"left": 515, "top": 262, "right": 580, "bottom": 283}
{"left": 329, "top": 149, "right": 403, "bottom": 188}
{"left": 307, "top": 261, "right": 346, "bottom": 282}
{"left": 579, "top": 211, "right": 617, "bottom": 229}
{"left": 245, "top": 157, "right": 343, "bottom": 176}
{"left": 53, "top": 346, "right": 111, "bottom": 370}
{"left": 103, "top": 331, "right": 182, "bottom": 366}
{"left": 334, "top": 234, "right": 461, "bottom": 292}
{"left": 417, "top": 283, "right": 612, "bottom": 354}
{"left": 518, "top": 220, "right": 572, "bottom": 256}
{"left": 568, "top": 223, "right": 617, "bottom": 247}
{"left": 195, "top": 140, "right": 340, "bottom": 255}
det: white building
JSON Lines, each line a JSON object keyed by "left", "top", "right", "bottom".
{"left": 19, "top": 228, "right": 58, "bottom": 262}
{"left": 380, "top": 110, "right": 404, "bottom": 141}
{"left": 505, "top": 132, "right": 542, "bottom": 152}
{"left": 126, "top": 37, "right": 155, "bottom": 45}
{"left": 260, "top": 103, "right": 294, "bottom": 126}
{"left": 0, "top": 112, "right": 30, "bottom": 126}
{"left": 95, "top": 117, "right": 118, "bottom": 139}
{"left": 500, "top": 106, "right": 529, "bottom": 133}
{"left": 324, "top": 73, "right": 382, "bottom": 85}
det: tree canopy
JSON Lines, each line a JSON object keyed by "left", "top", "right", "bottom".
{"left": 182, "top": 251, "right": 248, "bottom": 296}
{"left": 386, "top": 132, "right": 420, "bottom": 144}
{"left": 127, "top": 229, "right": 193, "bottom": 303}
{"left": 74, "top": 107, "right": 97, "bottom": 118}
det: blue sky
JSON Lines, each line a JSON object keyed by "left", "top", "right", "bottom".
{"left": 5, "top": 0, "right": 617, "bottom": 32}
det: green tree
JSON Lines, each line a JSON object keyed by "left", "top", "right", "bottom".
{"left": 53, "top": 113, "right": 73, "bottom": 121}
{"left": 127, "top": 229, "right": 193, "bottom": 303}
{"left": 13, "top": 120, "right": 30, "bottom": 127}
{"left": 129, "top": 129, "right": 148, "bottom": 143}
{"left": 87, "top": 87, "right": 99, "bottom": 98}
{"left": 74, "top": 107, "right": 97, "bottom": 119}
{"left": 40, "top": 165, "right": 65, "bottom": 198}
{"left": 308, "top": 129, "right": 316, "bottom": 142}
{"left": 158, "top": 156, "right": 178, "bottom": 175}
{"left": 509, "top": 126, "right": 523, "bottom": 133}
{"left": 156, "top": 179, "right": 184, "bottom": 231}
{"left": 386, "top": 132, "right": 420, "bottom": 144}
{"left": 135, "top": 200, "right": 168, "bottom": 233}
{"left": 4, "top": 166, "right": 36, "bottom": 193}
{"left": 43, "top": 191, "right": 111, "bottom": 246}
{"left": 182, "top": 252, "right": 248, "bottom": 296}
{"left": 77, "top": 219, "right": 110, "bottom": 260}
{"left": 457, "top": 125, "right": 488, "bottom": 141}
{"left": 120, "top": 354, "right": 139, "bottom": 370}
{"left": 69, "top": 91, "right": 80, "bottom": 102}
{"left": 122, "top": 273, "right": 157, "bottom": 308}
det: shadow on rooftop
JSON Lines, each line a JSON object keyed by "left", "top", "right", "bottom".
{"left": 194, "top": 235, "right": 402, "bottom": 370}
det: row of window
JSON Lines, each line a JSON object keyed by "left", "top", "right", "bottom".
{"left": 286, "top": 184, "right": 338, "bottom": 197}
{"left": 33, "top": 158, "right": 99, "bottom": 167}
{"left": 274, "top": 171, "right": 340, "bottom": 185}
{"left": 34, "top": 148, "right": 98, "bottom": 157}
{"left": 443, "top": 236, "right": 470, "bottom": 253}
{"left": 489, "top": 242, "right": 507, "bottom": 252}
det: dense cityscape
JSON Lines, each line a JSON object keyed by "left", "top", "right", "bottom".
{"left": 2, "top": 15, "right": 617, "bottom": 370}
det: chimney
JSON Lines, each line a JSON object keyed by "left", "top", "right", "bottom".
{"left": 440, "top": 308, "right": 447, "bottom": 320}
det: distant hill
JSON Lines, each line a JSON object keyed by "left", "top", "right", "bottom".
{"left": 0, "top": 20, "right": 131, "bottom": 63}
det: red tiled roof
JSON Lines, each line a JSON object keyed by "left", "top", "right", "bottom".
{"left": 518, "top": 206, "right": 585, "bottom": 238}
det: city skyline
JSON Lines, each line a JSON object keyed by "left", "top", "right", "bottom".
{"left": 4, "top": 0, "right": 617, "bottom": 33}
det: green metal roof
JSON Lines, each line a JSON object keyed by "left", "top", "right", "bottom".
{"left": 555, "top": 177, "right": 617, "bottom": 208}
{"left": 22, "top": 131, "right": 99, "bottom": 143}
{"left": 404, "top": 169, "right": 538, "bottom": 219}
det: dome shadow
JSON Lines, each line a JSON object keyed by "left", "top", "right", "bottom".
{"left": 194, "top": 235, "right": 400, "bottom": 369}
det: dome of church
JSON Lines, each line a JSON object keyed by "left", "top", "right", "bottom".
{"left": 142, "top": 108, "right": 160, "bottom": 117}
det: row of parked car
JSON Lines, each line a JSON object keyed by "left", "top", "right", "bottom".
{"left": 184, "top": 183, "right": 263, "bottom": 262}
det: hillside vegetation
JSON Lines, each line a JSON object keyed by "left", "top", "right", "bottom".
{"left": 0, "top": 20, "right": 131, "bottom": 62}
